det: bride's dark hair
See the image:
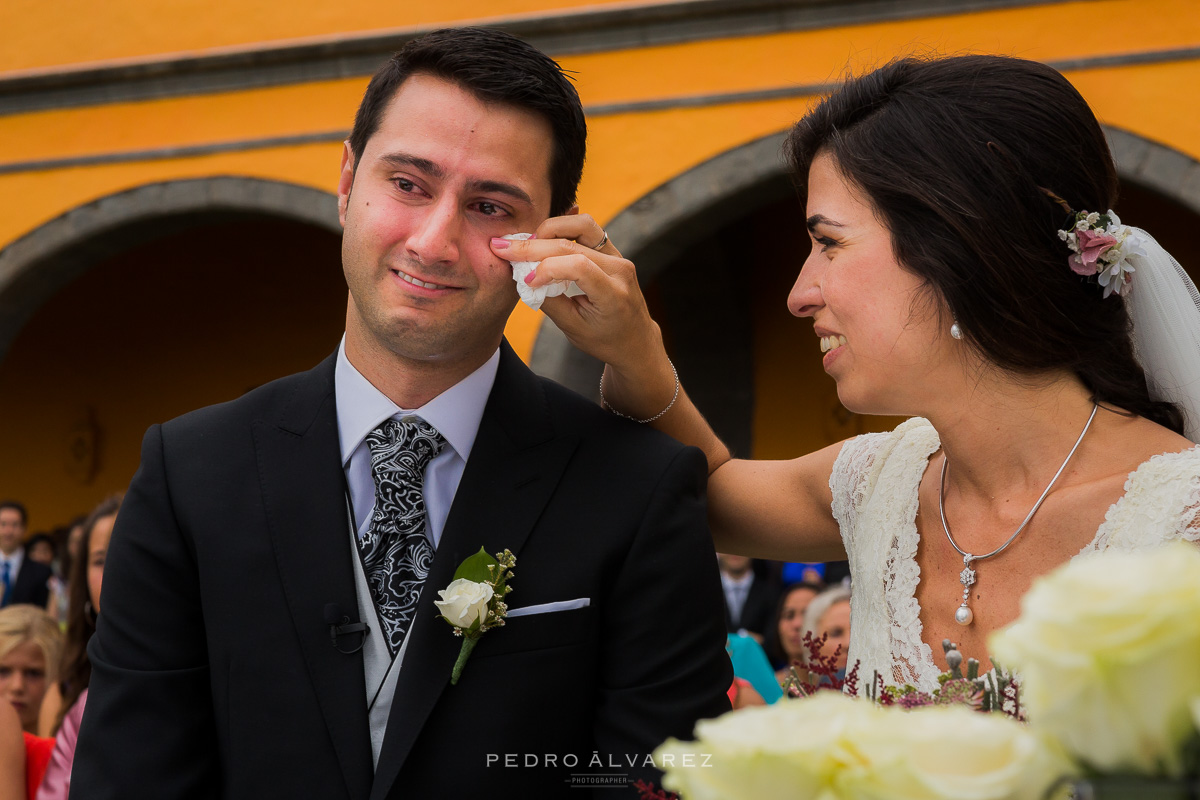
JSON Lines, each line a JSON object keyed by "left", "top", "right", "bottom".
{"left": 786, "top": 54, "right": 1184, "bottom": 434}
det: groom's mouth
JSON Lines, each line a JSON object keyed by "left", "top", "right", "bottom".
{"left": 392, "top": 268, "right": 454, "bottom": 292}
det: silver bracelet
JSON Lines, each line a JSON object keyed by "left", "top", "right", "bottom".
{"left": 599, "top": 358, "right": 680, "bottom": 424}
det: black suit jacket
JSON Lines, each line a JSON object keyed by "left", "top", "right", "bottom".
{"left": 724, "top": 571, "right": 781, "bottom": 638}
{"left": 4, "top": 557, "right": 51, "bottom": 608}
{"left": 73, "top": 343, "right": 731, "bottom": 799}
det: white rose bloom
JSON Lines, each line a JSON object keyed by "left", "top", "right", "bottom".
{"left": 990, "top": 543, "right": 1200, "bottom": 776}
{"left": 657, "top": 694, "right": 1066, "bottom": 800}
{"left": 656, "top": 691, "right": 877, "bottom": 800}
{"left": 836, "top": 705, "right": 1070, "bottom": 800}
{"left": 434, "top": 578, "right": 494, "bottom": 629}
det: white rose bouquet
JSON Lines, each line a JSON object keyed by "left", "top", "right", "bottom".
{"left": 654, "top": 692, "right": 1066, "bottom": 800}
{"left": 990, "top": 542, "right": 1200, "bottom": 778}
{"left": 434, "top": 547, "right": 515, "bottom": 685}
{"left": 835, "top": 704, "right": 1070, "bottom": 800}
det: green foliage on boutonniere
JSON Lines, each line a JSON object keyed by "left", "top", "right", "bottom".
{"left": 434, "top": 548, "right": 515, "bottom": 684}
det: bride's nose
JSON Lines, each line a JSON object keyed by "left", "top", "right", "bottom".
{"left": 788, "top": 256, "right": 823, "bottom": 318}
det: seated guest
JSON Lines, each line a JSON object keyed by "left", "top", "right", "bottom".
{"left": 20, "top": 538, "right": 53, "bottom": 571}
{"left": 727, "top": 678, "right": 766, "bottom": 710}
{"left": 1, "top": 700, "right": 53, "bottom": 800}
{"left": 718, "top": 554, "right": 781, "bottom": 641}
{"left": 804, "top": 584, "right": 852, "bottom": 682}
{"left": 0, "top": 504, "right": 51, "bottom": 610}
{"left": 1, "top": 699, "right": 22, "bottom": 800}
{"left": 763, "top": 581, "right": 823, "bottom": 686}
{"left": 0, "top": 606, "right": 61, "bottom": 735}
{"left": 35, "top": 496, "right": 119, "bottom": 800}
{"left": 726, "top": 632, "right": 784, "bottom": 704}
{"left": 21, "top": 537, "right": 63, "bottom": 626}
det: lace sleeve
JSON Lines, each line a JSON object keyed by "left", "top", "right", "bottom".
{"left": 829, "top": 431, "right": 890, "bottom": 550}
{"left": 1088, "top": 446, "right": 1200, "bottom": 554}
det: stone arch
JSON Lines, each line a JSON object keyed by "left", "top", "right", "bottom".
{"left": 1107, "top": 126, "right": 1200, "bottom": 216}
{"left": 530, "top": 125, "right": 1200, "bottom": 394}
{"left": 0, "top": 177, "right": 339, "bottom": 363}
{"left": 529, "top": 131, "right": 793, "bottom": 392}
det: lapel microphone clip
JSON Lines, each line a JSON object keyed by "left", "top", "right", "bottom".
{"left": 324, "top": 603, "right": 369, "bottom": 654}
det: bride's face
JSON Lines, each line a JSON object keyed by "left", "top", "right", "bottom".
{"left": 788, "top": 152, "right": 952, "bottom": 415}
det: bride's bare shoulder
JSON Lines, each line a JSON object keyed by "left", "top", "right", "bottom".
{"left": 1098, "top": 407, "right": 1196, "bottom": 471}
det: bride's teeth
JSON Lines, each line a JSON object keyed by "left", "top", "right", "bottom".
{"left": 819, "top": 335, "right": 847, "bottom": 354}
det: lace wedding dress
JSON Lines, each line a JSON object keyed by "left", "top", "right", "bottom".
{"left": 831, "top": 417, "right": 1200, "bottom": 695}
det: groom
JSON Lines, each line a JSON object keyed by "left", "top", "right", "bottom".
{"left": 72, "top": 27, "right": 731, "bottom": 799}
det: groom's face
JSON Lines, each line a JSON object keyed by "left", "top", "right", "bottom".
{"left": 338, "top": 72, "right": 555, "bottom": 370}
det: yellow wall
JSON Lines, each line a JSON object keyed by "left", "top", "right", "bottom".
{"left": 0, "top": 0, "right": 647, "bottom": 73}
{"left": 4, "top": 0, "right": 1200, "bottom": 247}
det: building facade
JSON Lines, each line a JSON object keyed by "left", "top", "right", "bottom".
{"left": 2, "top": 0, "right": 1198, "bottom": 528}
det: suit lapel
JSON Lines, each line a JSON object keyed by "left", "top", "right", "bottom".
{"left": 253, "top": 354, "right": 373, "bottom": 800}
{"left": 370, "top": 342, "right": 579, "bottom": 800}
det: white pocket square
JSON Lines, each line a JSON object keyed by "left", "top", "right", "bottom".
{"left": 506, "top": 598, "right": 591, "bottom": 618}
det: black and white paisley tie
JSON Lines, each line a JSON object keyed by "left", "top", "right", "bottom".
{"left": 360, "top": 416, "right": 445, "bottom": 655}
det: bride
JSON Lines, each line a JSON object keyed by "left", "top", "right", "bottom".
{"left": 491, "top": 54, "right": 1200, "bottom": 693}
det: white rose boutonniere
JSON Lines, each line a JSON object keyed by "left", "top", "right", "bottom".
{"left": 436, "top": 579, "right": 494, "bottom": 629}
{"left": 434, "top": 547, "right": 515, "bottom": 685}
{"left": 990, "top": 542, "right": 1200, "bottom": 776}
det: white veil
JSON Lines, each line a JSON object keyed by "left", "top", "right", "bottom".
{"left": 1126, "top": 228, "right": 1200, "bottom": 443}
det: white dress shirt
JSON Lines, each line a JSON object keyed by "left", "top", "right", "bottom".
{"left": 334, "top": 337, "right": 499, "bottom": 767}
{"left": 720, "top": 570, "right": 754, "bottom": 627}
{"left": 0, "top": 547, "right": 24, "bottom": 583}
{"left": 335, "top": 338, "right": 499, "bottom": 545}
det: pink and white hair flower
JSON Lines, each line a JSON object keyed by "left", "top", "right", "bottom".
{"left": 1058, "top": 210, "right": 1146, "bottom": 298}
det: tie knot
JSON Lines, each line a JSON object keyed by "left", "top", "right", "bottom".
{"left": 365, "top": 417, "right": 445, "bottom": 480}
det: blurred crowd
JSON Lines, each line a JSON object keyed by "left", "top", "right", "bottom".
{"left": 717, "top": 552, "right": 851, "bottom": 709}
{"left": 1, "top": 497, "right": 119, "bottom": 800}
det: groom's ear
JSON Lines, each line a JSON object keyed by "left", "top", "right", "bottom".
{"left": 337, "top": 141, "right": 356, "bottom": 228}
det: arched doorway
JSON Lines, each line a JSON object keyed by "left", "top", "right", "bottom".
{"left": 0, "top": 179, "right": 345, "bottom": 532}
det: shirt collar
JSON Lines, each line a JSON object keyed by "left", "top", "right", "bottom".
{"left": 721, "top": 571, "right": 753, "bottom": 592}
{"left": 334, "top": 336, "right": 500, "bottom": 466}
{"left": 2, "top": 547, "right": 23, "bottom": 572}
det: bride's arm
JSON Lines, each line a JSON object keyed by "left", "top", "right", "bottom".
{"left": 605, "top": 354, "right": 846, "bottom": 563}
{"left": 708, "top": 444, "right": 847, "bottom": 563}
{"left": 492, "top": 217, "right": 846, "bottom": 563}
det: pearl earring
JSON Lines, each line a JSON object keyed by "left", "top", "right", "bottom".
{"left": 950, "top": 321, "right": 963, "bottom": 340}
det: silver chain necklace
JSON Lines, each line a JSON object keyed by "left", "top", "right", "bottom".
{"left": 939, "top": 402, "right": 1098, "bottom": 626}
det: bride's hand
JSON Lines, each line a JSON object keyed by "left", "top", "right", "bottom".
{"left": 489, "top": 213, "right": 661, "bottom": 362}
{"left": 489, "top": 213, "right": 677, "bottom": 418}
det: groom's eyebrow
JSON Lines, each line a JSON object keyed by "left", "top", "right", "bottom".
{"left": 377, "top": 152, "right": 533, "bottom": 206}
{"left": 807, "top": 214, "right": 845, "bottom": 232}
{"left": 379, "top": 152, "right": 443, "bottom": 177}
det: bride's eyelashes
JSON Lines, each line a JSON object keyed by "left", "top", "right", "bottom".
{"left": 814, "top": 235, "right": 840, "bottom": 253}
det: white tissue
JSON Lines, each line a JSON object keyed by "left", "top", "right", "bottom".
{"left": 504, "top": 233, "right": 586, "bottom": 311}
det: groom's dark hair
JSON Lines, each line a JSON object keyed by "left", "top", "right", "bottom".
{"left": 347, "top": 27, "right": 587, "bottom": 218}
